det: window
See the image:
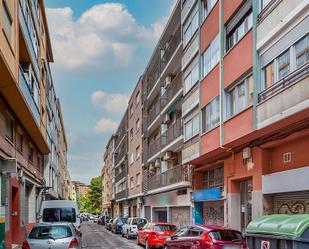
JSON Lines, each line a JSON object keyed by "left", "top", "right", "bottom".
{"left": 261, "top": 35, "right": 308, "bottom": 92}
{"left": 227, "top": 75, "right": 253, "bottom": 118}
{"left": 17, "top": 133, "right": 23, "bottom": 152}
{"left": 136, "top": 91, "right": 140, "bottom": 105}
{"left": 260, "top": 0, "right": 272, "bottom": 11}
{"left": 130, "top": 104, "right": 133, "bottom": 116}
{"left": 2, "top": 1, "right": 12, "bottom": 42}
{"left": 184, "top": 114, "right": 199, "bottom": 141}
{"left": 295, "top": 36, "right": 308, "bottom": 68}
{"left": 226, "top": 11, "right": 253, "bottom": 51}
{"left": 136, "top": 118, "right": 140, "bottom": 132}
{"left": 202, "top": 166, "right": 224, "bottom": 189}
{"left": 5, "top": 114, "right": 14, "bottom": 142}
{"left": 183, "top": 61, "right": 199, "bottom": 94}
{"left": 130, "top": 177, "right": 134, "bottom": 188}
{"left": 136, "top": 173, "right": 141, "bottom": 186}
{"left": 29, "top": 147, "right": 34, "bottom": 162}
{"left": 42, "top": 208, "right": 76, "bottom": 223}
{"left": 278, "top": 50, "right": 290, "bottom": 80}
{"left": 183, "top": 5, "right": 199, "bottom": 47}
{"left": 129, "top": 153, "right": 134, "bottom": 165}
{"left": 202, "top": 0, "right": 217, "bottom": 21}
{"left": 202, "top": 34, "right": 219, "bottom": 78}
{"left": 202, "top": 96, "right": 219, "bottom": 132}
{"left": 28, "top": 225, "right": 73, "bottom": 240}
{"left": 136, "top": 146, "right": 140, "bottom": 160}
{"left": 130, "top": 128, "right": 133, "bottom": 140}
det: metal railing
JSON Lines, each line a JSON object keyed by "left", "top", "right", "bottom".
{"left": 146, "top": 164, "right": 190, "bottom": 192}
{"left": 147, "top": 118, "right": 182, "bottom": 160}
{"left": 115, "top": 167, "right": 127, "bottom": 183}
{"left": 258, "top": 62, "right": 309, "bottom": 103}
{"left": 146, "top": 62, "right": 161, "bottom": 95}
{"left": 160, "top": 72, "right": 182, "bottom": 110}
{"left": 114, "top": 137, "right": 127, "bottom": 166}
{"left": 19, "top": 68, "right": 40, "bottom": 126}
{"left": 147, "top": 98, "right": 161, "bottom": 127}
{"left": 115, "top": 189, "right": 126, "bottom": 200}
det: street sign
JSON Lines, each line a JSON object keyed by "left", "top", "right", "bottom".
{"left": 261, "top": 240, "right": 270, "bottom": 249}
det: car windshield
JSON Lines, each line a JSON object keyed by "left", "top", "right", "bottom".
{"left": 132, "top": 218, "right": 147, "bottom": 228}
{"left": 29, "top": 225, "right": 72, "bottom": 240}
{"left": 43, "top": 208, "right": 76, "bottom": 223}
{"left": 209, "top": 230, "right": 243, "bottom": 242}
{"left": 154, "top": 225, "right": 177, "bottom": 231}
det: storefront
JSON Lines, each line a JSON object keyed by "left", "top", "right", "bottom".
{"left": 143, "top": 188, "right": 192, "bottom": 227}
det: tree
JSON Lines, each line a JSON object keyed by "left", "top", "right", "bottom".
{"left": 87, "top": 176, "right": 102, "bottom": 214}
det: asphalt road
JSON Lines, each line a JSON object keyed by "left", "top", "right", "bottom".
{"left": 81, "top": 222, "right": 143, "bottom": 249}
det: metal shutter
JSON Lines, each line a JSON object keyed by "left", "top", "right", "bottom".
{"left": 273, "top": 191, "right": 309, "bottom": 214}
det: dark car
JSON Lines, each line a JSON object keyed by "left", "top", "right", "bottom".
{"left": 164, "top": 225, "right": 248, "bottom": 249}
{"left": 111, "top": 217, "right": 127, "bottom": 234}
{"left": 106, "top": 219, "right": 113, "bottom": 231}
{"left": 98, "top": 215, "right": 110, "bottom": 226}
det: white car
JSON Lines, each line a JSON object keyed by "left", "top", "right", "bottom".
{"left": 122, "top": 217, "right": 147, "bottom": 239}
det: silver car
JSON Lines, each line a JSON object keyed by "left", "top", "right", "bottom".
{"left": 122, "top": 217, "right": 147, "bottom": 239}
{"left": 22, "top": 223, "right": 81, "bottom": 249}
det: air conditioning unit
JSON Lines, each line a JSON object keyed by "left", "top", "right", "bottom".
{"left": 163, "top": 151, "right": 172, "bottom": 161}
{"left": 242, "top": 147, "right": 251, "bottom": 159}
{"left": 163, "top": 113, "right": 171, "bottom": 124}
{"left": 154, "top": 159, "right": 161, "bottom": 168}
{"left": 164, "top": 76, "right": 172, "bottom": 88}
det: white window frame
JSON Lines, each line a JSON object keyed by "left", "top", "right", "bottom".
{"left": 201, "top": 34, "right": 219, "bottom": 78}
{"left": 183, "top": 4, "right": 199, "bottom": 48}
{"left": 184, "top": 114, "right": 199, "bottom": 141}
{"left": 202, "top": 96, "right": 219, "bottom": 133}
{"left": 201, "top": 0, "right": 217, "bottom": 21}
{"left": 183, "top": 61, "right": 199, "bottom": 95}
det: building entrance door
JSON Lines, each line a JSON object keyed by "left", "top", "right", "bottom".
{"left": 11, "top": 186, "right": 19, "bottom": 244}
{"left": 240, "top": 179, "right": 252, "bottom": 233}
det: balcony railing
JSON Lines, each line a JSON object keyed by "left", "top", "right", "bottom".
{"left": 114, "top": 137, "right": 127, "bottom": 166}
{"left": 147, "top": 118, "right": 182, "bottom": 160}
{"left": 258, "top": 62, "right": 309, "bottom": 103}
{"left": 18, "top": 0, "right": 39, "bottom": 76}
{"left": 115, "top": 189, "right": 126, "bottom": 200}
{"left": 147, "top": 98, "right": 161, "bottom": 127}
{"left": 160, "top": 73, "right": 182, "bottom": 110}
{"left": 146, "top": 164, "right": 190, "bottom": 192}
{"left": 147, "top": 62, "right": 161, "bottom": 95}
{"left": 19, "top": 68, "right": 40, "bottom": 126}
{"left": 115, "top": 167, "right": 127, "bottom": 183}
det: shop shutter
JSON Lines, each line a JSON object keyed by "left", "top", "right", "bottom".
{"left": 171, "top": 207, "right": 190, "bottom": 227}
{"left": 273, "top": 191, "right": 309, "bottom": 214}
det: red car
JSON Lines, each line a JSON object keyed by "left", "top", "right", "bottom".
{"left": 164, "top": 225, "right": 248, "bottom": 249}
{"left": 137, "top": 222, "right": 177, "bottom": 249}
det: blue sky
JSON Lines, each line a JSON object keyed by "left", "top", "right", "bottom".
{"left": 45, "top": 0, "right": 176, "bottom": 184}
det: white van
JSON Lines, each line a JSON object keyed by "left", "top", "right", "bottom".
{"left": 39, "top": 200, "right": 81, "bottom": 230}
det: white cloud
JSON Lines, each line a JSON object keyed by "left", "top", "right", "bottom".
{"left": 91, "top": 90, "right": 130, "bottom": 113}
{"left": 67, "top": 131, "right": 79, "bottom": 145}
{"left": 94, "top": 118, "right": 118, "bottom": 134}
{"left": 46, "top": 3, "right": 168, "bottom": 71}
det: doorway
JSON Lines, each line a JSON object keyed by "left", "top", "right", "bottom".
{"left": 240, "top": 179, "right": 252, "bottom": 233}
{"left": 11, "top": 186, "right": 19, "bottom": 244}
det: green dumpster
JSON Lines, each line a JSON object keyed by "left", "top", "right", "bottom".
{"left": 245, "top": 214, "right": 309, "bottom": 249}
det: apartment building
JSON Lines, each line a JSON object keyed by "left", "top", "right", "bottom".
{"left": 127, "top": 77, "right": 144, "bottom": 217}
{"left": 141, "top": 1, "right": 193, "bottom": 228}
{"left": 0, "top": 0, "right": 71, "bottom": 247}
{"left": 113, "top": 111, "right": 129, "bottom": 217}
{"left": 189, "top": 0, "right": 309, "bottom": 233}
{"left": 101, "top": 135, "right": 116, "bottom": 217}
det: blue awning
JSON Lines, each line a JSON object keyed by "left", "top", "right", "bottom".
{"left": 193, "top": 187, "right": 222, "bottom": 202}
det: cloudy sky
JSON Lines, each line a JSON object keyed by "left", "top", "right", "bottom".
{"left": 45, "top": 0, "right": 176, "bottom": 184}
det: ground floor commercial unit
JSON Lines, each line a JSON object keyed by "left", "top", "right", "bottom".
{"left": 143, "top": 188, "right": 192, "bottom": 228}
{"left": 192, "top": 121, "right": 309, "bottom": 232}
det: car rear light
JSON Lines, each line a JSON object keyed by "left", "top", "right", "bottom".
{"left": 22, "top": 240, "right": 30, "bottom": 249}
{"left": 202, "top": 234, "right": 213, "bottom": 245}
{"left": 76, "top": 225, "right": 81, "bottom": 232}
{"left": 68, "top": 238, "right": 79, "bottom": 249}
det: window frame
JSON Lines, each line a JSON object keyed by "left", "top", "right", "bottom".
{"left": 201, "top": 0, "right": 217, "bottom": 22}
{"left": 5, "top": 113, "right": 14, "bottom": 143}
{"left": 184, "top": 114, "right": 199, "bottom": 141}
{"left": 2, "top": 0, "right": 13, "bottom": 43}
{"left": 201, "top": 34, "right": 219, "bottom": 78}
{"left": 202, "top": 96, "right": 220, "bottom": 133}
{"left": 183, "top": 4, "right": 199, "bottom": 48}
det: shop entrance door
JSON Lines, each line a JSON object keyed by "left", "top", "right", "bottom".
{"left": 240, "top": 179, "right": 252, "bottom": 233}
{"left": 11, "top": 187, "right": 19, "bottom": 244}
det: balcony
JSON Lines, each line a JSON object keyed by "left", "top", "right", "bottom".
{"left": 147, "top": 118, "right": 182, "bottom": 161}
{"left": 19, "top": 68, "right": 40, "bottom": 126}
{"left": 114, "top": 137, "right": 127, "bottom": 166}
{"left": 115, "top": 167, "right": 127, "bottom": 183}
{"left": 18, "top": 0, "right": 39, "bottom": 77}
{"left": 147, "top": 98, "right": 161, "bottom": 127}
{"left": 161, "top": 72, "right": 182, "bottom": 111}
{"left": 257, "top": 63, "right": 309, "bottom": 129}
{"left": 115, "top": 189, "right": 126, "bottom": 201}
{"left": 146, "top": 164, "right": 190, "bottom": 193}
{"left": 146, "top": 62, "right": 161, "bottom": 96}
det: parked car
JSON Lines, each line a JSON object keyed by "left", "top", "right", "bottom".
{"left": 106, "top": 218, "right": 114, "bottom": 231}
{"left": 22, "top": 223, "right": 81, "bottom": 249}
{"left": 137, "top": 222, "right": 177, "bottom": 249}
{"left": 38, "top": 200, "right": 81, "bottom": 232}
{"left": 122, "top": 217, "right": 147, "bottom": 239}
{"left": 98, "top": 215, "right": 110, "bottom": 225}
{"left": 111, "top": 217, "right": 127, "bottom": 234}
{"left": 164, "top": 225, "right": 248, "bottom": 249}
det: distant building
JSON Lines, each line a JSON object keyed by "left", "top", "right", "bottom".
{"left": 72, "top": 181, "right": 90, "bottom": 197}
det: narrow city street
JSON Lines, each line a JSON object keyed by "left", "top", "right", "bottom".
{"left": 81, "top": 222, "right": 142, "bottom": 249}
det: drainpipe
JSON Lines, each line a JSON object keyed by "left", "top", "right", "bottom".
{"left": 218, "top": 0, "right": 234, "bottom": 159}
